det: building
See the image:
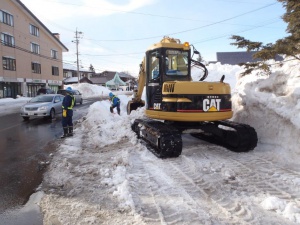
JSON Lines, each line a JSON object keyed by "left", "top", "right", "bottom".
{"left": 216, "top": 51, "right": 283, "bottom": 65}
{"left": 0, "top": 0, "right": 68, "bottom": 98}
{"left": 63, "top": 64, "right": 93, "bottom": 85}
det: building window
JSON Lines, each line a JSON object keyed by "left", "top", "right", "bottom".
{"left": 31, "top": 42, "right": 40, "bottom": 54}
{"left": 52, "top": 66, "right": 59, "bottom": 76}
{"left": 29, "top": 24, "right": 39, "bottom": 36}
{"left": 0, "top": 10, "right": 14, "bottom": 26}
{"left": 1, "top": 33, "right": 15, "bottom": 47}
{"left": 51, "top": 49, "right": 58, "bottom": 59}
{"left": 2, "top": 57, "right": 16, "bottom": 71}
{"left": 32, "top": 62, "right": 41, "bottom": 74}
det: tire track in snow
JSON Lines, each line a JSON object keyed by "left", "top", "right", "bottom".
{"left": 126, "top": 151, "right": 217, "bottom": 225}
{"left": 183, "top": 145, "right": 298, "bottom": 225}
{"left": 211, "top": 147, "right": 300, "bottom": 201}
{"left": 165, "top": 155, "right": 255, "bottom": 225}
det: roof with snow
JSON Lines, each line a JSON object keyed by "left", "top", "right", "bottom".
{"left": 217, "top": 51, "right": 284, "bottom": 65}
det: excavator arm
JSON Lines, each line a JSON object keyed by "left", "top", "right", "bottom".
{"left": 127, "top": 58, "right": 146, "bottom": 114}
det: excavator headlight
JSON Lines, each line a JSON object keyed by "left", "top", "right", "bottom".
{"left": 183, "top": 42, "right": 189, "bottom": 47}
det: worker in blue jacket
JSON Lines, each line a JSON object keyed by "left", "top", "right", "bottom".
{"left": 109, "top": 92, "right": 120, "bottom": 115}
{"left": 61, "top": 87, "right": 75, "bottom": 138}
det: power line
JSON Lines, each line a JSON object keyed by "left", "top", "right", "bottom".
{"left": 192, "top": 18, "right": 281, "bottom": 45}
{"left": 84, "top": 2, "right": 278, "bottom": 42}
{"left": 41, "top": 0, "right": 272, "bottom": 22}
{"left": 72, "top": 18, "right": 281, "bottom": 57}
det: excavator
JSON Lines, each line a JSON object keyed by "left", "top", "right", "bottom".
{"left": 127, "top": 36, "right": 257, "bottom": 158}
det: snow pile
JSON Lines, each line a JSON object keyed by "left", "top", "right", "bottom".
{"left": 232, "top": 58, "right": 300, "bottom": 163}
{"left": 65, "top": 83, "right": 133, "bottom": 99}
{"left": 65, "top": 83, "right": 110, "bottom": 99}
{"left": 261, "top": 197, "right": 300, "bottom": 223}
{"left": 0, "top": 97, "right": 31, "bottom": 116}
{"left": 192, "top": 62, "right": 243, "bottom": 93}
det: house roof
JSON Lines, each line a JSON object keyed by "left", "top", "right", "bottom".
{"left": 217, "top": 51, "right": 283, "bottom": 65}
{"left": 63, "top": 63, "right": 90, "bottom": 72}
{"left": 118, "top": 72, "right": 135, "bottom": 79}
{"left": 99, "top": 71, "right": 135, "bottom": 80}
{"left": 63, "top": 77, "right": 79, "bottom": 84}
{"left": 80, "top": 77, "right": 93, "bottom": 84}
{"left": 90, "top": 77, "right": 108, "bottom": 84}
{"left": 100, "top": 71, "right": 116, "bottom": 80}
{"left": 15, "top": 0, "right": 68, "bottom": 52}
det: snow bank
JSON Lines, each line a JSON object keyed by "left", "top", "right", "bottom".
{"left": 232, "top": 58, "right": 300, "bottom": 167}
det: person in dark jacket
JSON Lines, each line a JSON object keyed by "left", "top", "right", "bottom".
{"left": 109, "top": 92, "right": 120, "bottom": 115}
{"left": 61, "top": 87, "right": 75, "bottom": 138}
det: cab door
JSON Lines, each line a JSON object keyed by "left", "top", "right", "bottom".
{"left": 146, "top": 50, "right": 163, "bottom": 111}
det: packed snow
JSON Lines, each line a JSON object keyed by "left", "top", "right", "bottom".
{"left": 1, "top": 59, "right": 300, "bottom": 224}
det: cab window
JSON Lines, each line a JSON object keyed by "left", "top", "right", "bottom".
{"left": 165, "top": 50, "right": 188, "bottom": 76}
{"left": 149, "top": 52, "right": 160, "bottom": 82}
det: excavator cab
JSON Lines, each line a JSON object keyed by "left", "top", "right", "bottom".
{"left": 146, "top": 48, "right": 191, "bottom": 112}
{"left": 127, "top": 47, "right": 191, "bottom": 115}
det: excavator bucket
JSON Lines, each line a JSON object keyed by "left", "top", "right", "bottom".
{"left": 127, "top": 100, "right": 145, "bottom": 115}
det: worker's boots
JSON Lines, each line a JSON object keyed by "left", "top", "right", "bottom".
{"left": 61, "top": 127, "right": 68, "bottom": 138}
{"left": 110, "top": 107, "right": 113, "bottom": 113}
{"left": 68, "top": 126, "right": 73, "bottom": 136}
{"left": 117, "top": 108, "right": 120, "bottom": 115}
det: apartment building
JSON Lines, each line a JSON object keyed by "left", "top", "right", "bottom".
{"left": 0, "top": 0, "right": 68, "bottom": 98}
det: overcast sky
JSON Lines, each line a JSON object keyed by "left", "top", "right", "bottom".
{"left": 20, "top": 0, "right": 286, "bottom": 75}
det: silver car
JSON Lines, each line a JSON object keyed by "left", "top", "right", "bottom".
{"left": 20, "top": 94, "right": 64, "bottom": 120}
{"left": 57, "top": 89, "right": 83, "bottom": 105}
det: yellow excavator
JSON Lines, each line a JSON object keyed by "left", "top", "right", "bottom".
{"left": 127, "top": 36, "right": 257, "bottom": 158}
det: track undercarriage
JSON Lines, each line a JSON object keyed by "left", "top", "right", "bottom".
{"left": 131, "top": 119, "right": 258, "bottom": 158}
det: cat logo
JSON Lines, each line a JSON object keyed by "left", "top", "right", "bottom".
{"left": 203, "top": 98, "right": 221, "bottom": 112}
{"left": 163, "top": 83, "right": 175, "bottom": 93}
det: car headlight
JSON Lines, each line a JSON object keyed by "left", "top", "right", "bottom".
{"left": 39, "top": 106, "right": 48, "bottom": 110}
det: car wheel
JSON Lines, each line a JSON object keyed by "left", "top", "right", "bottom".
{"left": 49, "top": 108, "right": 55, "bottom": 120}
{"left": 22, "top": 116, "right": 29, "bottom": 121}
{"left": 80, "top": 98, "right": 83, "bottom": 105}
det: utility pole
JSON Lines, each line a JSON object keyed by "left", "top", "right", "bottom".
{"left": 73, "top": 28, "right": 83, "bottom": 83}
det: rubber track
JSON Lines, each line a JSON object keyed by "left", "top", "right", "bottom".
{"left": 132, "top": 119, "right": 182, "bottom": 158}
{"left": 191, "top": 120, "right": 258, "bottom": 152}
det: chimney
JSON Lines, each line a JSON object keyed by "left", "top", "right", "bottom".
{"left": 53, "top": 33, "right": 60, "bottom": 40}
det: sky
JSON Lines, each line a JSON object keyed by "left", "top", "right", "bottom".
{"left": 19, "top": 0, "right": 287, "bottom": 76}
{"left": 1, "top": 57, "right": 300, "bottom": 224}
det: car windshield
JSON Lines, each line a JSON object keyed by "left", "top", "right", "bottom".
{"left": 30, "top": 95, "right": 54, "bottom": 103}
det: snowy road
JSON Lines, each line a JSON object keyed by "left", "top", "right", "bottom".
{"left": 40, "top": 118, "right": 300, "bottom": 225}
